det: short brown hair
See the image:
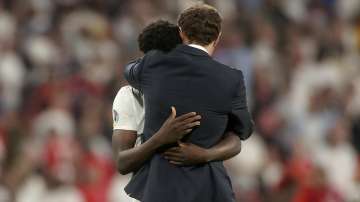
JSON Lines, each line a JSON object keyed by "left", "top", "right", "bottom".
{"left": 178, "top": 4, "right": 222, "bottom": 46}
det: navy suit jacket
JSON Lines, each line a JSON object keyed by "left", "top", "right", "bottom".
{"left": 124, "top": 44, "right": 253, "bottom": 202}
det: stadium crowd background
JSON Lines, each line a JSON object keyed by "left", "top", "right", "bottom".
{"left": 0, "top": 0, "right": 360, "bottom": 201}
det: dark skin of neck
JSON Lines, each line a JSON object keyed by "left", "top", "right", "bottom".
{"left": 112, "top": 107, "right": 242, "bottom": 175}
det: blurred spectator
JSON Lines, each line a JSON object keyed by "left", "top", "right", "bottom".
{"left": 32, "top": 90, "right": 75, "bottom": 146}
{"left": 292, "top": 166, "right": 344, "bottom": 202}
{"left": 313, "top": 118, "right": 358, "bottom": 201}
{"left": 16, "top": 133, "right": 85, "bottom": 202}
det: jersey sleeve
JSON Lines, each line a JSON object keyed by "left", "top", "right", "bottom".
{"left": 112, "top": 86, "right": 138, "bottom": 131}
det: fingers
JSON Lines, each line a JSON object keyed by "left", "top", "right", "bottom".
{"left": 166, "top": 106, "right": 177, "bottom": 122}
{"left": 177, "top": 140, "right": 185, "bottom": 147}
{"left": 165, "top": 156, "right": 184, "bottom": 163}
{"left": 179, "top": 121, "right": 200, "bottom": 131}
{"left": 182, "top": 115, "right": 202, "bottom": 125}
{"left": 171, "top": 106, "right": 176, "bottom": 119}
{"left": 163, "top": 150, "right": 182, "bottom": 158}
{"left": 175, "top": 115, "right": 201, "bottom": 134}
{"left": 178, "top": 141, "right": 191, "bottom": 147}
{"left": 164, "top": 147, "right": 186, "bottom": 166}
{"left": 166, "top": 147, "right": 180, "bottom": 153}
{"left": 169, "top": 161, "right": 184, "bottom": 166}
{"left": 179, "top": 128, "right": 193, "bottom": 136}
{"left": 175, "top": 112, "right": 198, "bottom": 122}
{"left": 168, "top": 110, "right": 201, "bottom": 137}
{"left": 164, "top": 148, "right": 183, "bottom": 159}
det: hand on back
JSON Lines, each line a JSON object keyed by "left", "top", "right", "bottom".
{"left": 154, "top": 107, "right": 201, "bottom": 145}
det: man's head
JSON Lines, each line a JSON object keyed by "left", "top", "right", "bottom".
{"left": 138, "top": 20, "right": 182, "bottom": 53}
{"left": 178, "top": 4, "right": 222, "bottom": 49}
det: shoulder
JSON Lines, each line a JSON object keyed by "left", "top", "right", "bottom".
{"left": 135, "top": 50, "right": 168, "bottom": 70}
{"left": 115, "top": 85, "right": 133, "bottom": 99}
{"left": 143, "top": 50, "right": 166, "bottom": 61}
{"left": 112, "top": 85, "right": 144, "bottom": 131}
{"left": 210, "top": 59, "right": 244, "bottom": 80}
{"left": 123, "top": 51, "right": 164, "bottom": 76}
{"left": 113, "top": 85, "right": 134, "bottom": 109}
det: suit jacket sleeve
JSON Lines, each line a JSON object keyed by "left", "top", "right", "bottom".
{"left": 229, "top": 71, "right": 254, "bottom": 140}
{"left": 123, "top": 57, "right": 144, "bottom": 91}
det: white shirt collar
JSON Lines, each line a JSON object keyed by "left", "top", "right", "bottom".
{"left": 188, "top": 44, "right": 209, "bottom": 54}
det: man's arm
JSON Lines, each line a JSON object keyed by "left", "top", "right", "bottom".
{"left": 112, "top": 129, "right": 157, "bottom": 175}
{"left": 163, "top": 131, "right": 241, "bottom": 166}
{"left": 201, "top": 132, "right": 241, "bottom": 162}
{"left": 229, "top": 71, "right": 254, "bottom": 140}
{"left": 113, "top": 107, "right": 201, "bottom": 175}
{"left": 123, "top": 58, "right": 143, "bottom": 91}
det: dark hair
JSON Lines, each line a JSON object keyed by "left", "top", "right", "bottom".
{"left": 138, "top": 20, "right": 182, "bottom": 53}
{"left": 178, "top": 4, "right": 222, "bottom": 46}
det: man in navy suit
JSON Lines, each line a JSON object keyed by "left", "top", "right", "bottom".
{"left": 125, "top": 4, "right": 253, "bottom": 202}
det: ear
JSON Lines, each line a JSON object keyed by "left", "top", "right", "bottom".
{"left": 179, "top": 27, "right": 189, "bottom": 44}
{"left": 213, "top": 32, "right": 222, "bottom": 47}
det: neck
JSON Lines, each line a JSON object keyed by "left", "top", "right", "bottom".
{"left": 203, "top": 44, "right": 215, "bottom": 55}
{"left": 186, "top": 42, "right": 215, "bottom": 55}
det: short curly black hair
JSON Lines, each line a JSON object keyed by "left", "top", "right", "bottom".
{"left": 138, "top": 20, "right": 182, "bottom": 53}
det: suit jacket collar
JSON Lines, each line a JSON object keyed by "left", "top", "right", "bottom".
{"left": 173, "top": 44, "right": 210, "bottom": 57}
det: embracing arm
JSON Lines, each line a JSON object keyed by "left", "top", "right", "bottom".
{"left": 124, "top": 58, "right": 143, "bottom": 91}
{"left": 112, "top": 107, "right": 201, "bottom": 175}
{"left": 163, "top": 131, "right": 241, "bottom": 166}
{"left": 164, "top": 71, "right": 253, "bottom": 166}
{"left": 112, "top": 129, "right": 163, "bottom": 175}
{"left": 204, "top": 131, "right": 241, "bottom": 162}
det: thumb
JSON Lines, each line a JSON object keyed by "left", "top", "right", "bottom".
{"left": 170, "top": 106, "right": 176, "bottom": 119}
{"left": 178, "top": 140, "right": 186, "bottom": 147}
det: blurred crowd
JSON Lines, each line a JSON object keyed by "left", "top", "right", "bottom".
{"left": 0, "top": 0, "right": 360, "bottom": 201}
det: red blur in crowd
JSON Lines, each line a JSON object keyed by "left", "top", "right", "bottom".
{"left": 293, "top": 166, "right": 343, "bottom": 202}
